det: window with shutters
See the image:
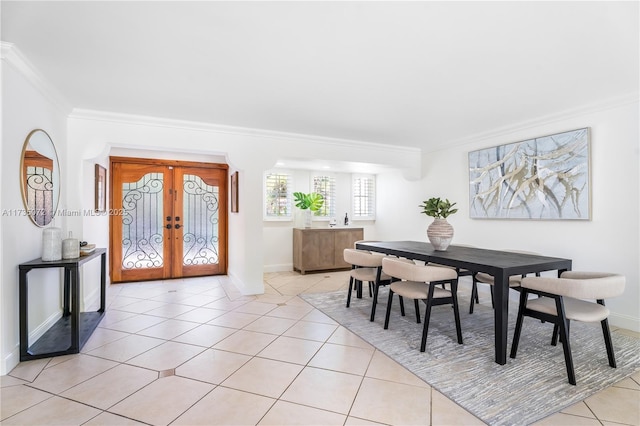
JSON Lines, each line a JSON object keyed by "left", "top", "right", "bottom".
{"left": 312, "top": 174, "right": 336, "bottom": 218}
{"left": 352, "top": 174, "right": 376, "bottom": 220}
{"left": 264, "top": 171, "right": 293, "bottom": 220}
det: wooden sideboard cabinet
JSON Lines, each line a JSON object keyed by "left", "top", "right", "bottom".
{"left": 293, "top": 227, "right": 364, "bottom": 274}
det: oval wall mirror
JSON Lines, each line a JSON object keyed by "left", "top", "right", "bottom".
{"left": 20, "top": 129, "right": 60, "bottom": 227}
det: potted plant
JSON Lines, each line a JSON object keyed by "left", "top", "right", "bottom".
{"left": 420, "top": 197, "right": 458, "bottom": 251}
{"left": 293, "top": 192, "right": 324, "bottom": 228}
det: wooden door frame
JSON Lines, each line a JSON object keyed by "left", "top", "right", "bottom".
{"left": 109, "top": 156, "right": 229, "bottom": 282}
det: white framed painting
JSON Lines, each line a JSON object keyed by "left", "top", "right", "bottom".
{"left": 469, "top": 128, "right": 590, "bottom": 220}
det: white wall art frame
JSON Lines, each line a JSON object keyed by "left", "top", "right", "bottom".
{"left": 469, "top": 128, "right": 590, "bottom": 220}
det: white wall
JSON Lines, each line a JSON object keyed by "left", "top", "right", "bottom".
{"left": 376, "top": 100, "right": 640, "bottom": 331}
{"left": 1, "top": 51, "right": 70, "bottom": 374}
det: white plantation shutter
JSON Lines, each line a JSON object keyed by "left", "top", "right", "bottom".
{"left": 352, "top": 175, "right": 375, "bottom": 220}
{"left": 312, "top": 175, "right": 336, "bottom": 218}
{"left": 264, "top": 171, "right": 292, "bottom": 219}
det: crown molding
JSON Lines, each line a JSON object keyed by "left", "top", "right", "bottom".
{"left": 440, "top": 92, "right": 640, "bottom": 152}
{"left": 69, "top": 108, "right": 421, "bottom": 156}
{"left": 1, "top": 42, "right": 73, "bottom": 115}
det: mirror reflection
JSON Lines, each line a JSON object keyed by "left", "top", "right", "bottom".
{"left": 20, "top": 129, "right": 60, "bottom": 227}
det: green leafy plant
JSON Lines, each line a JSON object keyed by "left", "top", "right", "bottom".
{"left": 293, "top": 192, "right": 324, "bottom": 212}
{"left": 420, "top": 197, "right": 458, "bottom": 219}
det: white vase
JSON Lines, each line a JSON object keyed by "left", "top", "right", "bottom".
{"left": 62, "top": 231, "right": 80, "bottom": 259}
{"left": 303, "top": 209, "right": 312, "bottom": 228}
{"left": 427, "top": 218, "right": 454, "bottom": 251}
{"left": 42, "top": 227, "right": 62, "bottom": 261}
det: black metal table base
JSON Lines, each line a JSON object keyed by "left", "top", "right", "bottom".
{"left": 19, "top": 249, "right": 107, "bottom": 361}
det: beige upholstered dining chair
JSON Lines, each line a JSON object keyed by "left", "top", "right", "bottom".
{"left": 428, "top": 244, "right": 475, "bottom": 290}
{"left": 343, "top": 248, "right": 393, "bottom": 321}
{"left": 469, "top": 249, "right": 540, "bottom": 314}
{"left": 510, "top": 271, "right": 625, "bottom": 385}
{"left": 381, "top": 257, "right": 463, "bottom": 352}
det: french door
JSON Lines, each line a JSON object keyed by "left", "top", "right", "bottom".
{"left": 110, "top": 158, "right": 228, "bottom": 283}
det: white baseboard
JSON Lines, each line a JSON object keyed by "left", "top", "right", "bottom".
{"left": 1, "top": 310, "right": 62, "bottom": 375}
{"left": 3, "top": 344, "right": 20, "bottom": 376}
{"left": 609, "top": 313, "right": 640, "bottom": 333}
{"left": 30, "top": 310, "right": 63, "bottom": 345}
{"left": 221, "top": 273, "right": 254, "bottom": 297}
{"left": 263, "top": 264, "right": 293, "bottom": 273}
{"left": 83, "top": 286, "right": 100, "bottom": 312}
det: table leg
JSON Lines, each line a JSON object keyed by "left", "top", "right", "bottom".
{"left": 63, "top": 268, "right": 71, "bottom": 316}
{"left": 19, "top": 269, "right": 29, "bottom": 360}
{"left": 100, "top": 253, "right": 106, "bottom": 312}
{"left": 70, "top": 266, "right": 80, "bottom": 352}
{"left": 494, "top": 271, "right": 509, "bottom": 365}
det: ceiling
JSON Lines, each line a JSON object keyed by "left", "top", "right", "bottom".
{"left": 2, "top": 1, "right": 638, "bottom": 152}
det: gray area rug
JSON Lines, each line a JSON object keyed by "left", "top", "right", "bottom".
{"left": 301, "top": 288, "right": 640, "bottom": 425}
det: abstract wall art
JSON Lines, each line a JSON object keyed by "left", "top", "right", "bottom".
{"left": 469, "top": 128, "right": 590, "bottom": 220}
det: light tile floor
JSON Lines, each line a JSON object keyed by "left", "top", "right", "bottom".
{"left": 1, "top": 271, "right": 639, "bottom": 425}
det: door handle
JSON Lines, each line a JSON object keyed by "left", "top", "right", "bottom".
{"left": 175, "top": 216, "right": 180, "bottom": 221}
{"left": 165, "top": 224, "right": 172, "bottom": 229}
{"left": 166, "top": 216, "right": 172, "bottom": 221}
{"left": 175, "top": 224, "right": 181, "bottom": 229}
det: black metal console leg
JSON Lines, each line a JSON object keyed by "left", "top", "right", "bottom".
{"left": 70, "top": 267, "right": 80, "bottom": 352}
{"left": 63, "top": 268, "right": 71, "bottom": 316}
{"left": 19, "top": 270, "right": 28, "bottom": 361}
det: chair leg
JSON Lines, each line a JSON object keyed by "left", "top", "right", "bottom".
{"left": 596, "top": 299, "right": 617, "bottom": 368}
{"left": 510, "top": 289, "right": 528, "bottom": 359}
{"left": 346, "top": 276, "right": 354, "bottom": 307}
{"left": 370, "top": 282, "right": 380, "bottom": 322}
{"left": 356, "top": 279, "right": 363, "bottom": 299}
{"left": 469, "top": 276, "right": 478, "bottom": 314}
{"left": 368, "top": 281, "right": 373, "bottom": 297}
{"left": 553, "top": 321, "right": 570, "bottom": 344}
{"left": 420, "top": 284, "right": 437, "bottom": 352}
{"left": 601, "top": 318, "right": 617, "bottom": 368}
{"left": 598, "top": 300, "right": 616, "bottom": 368}
{"left": 555, "top": 296, "right": 576, "bottom": 385}
{"left": 399, "top": 296, "right": 406, "bottom": 316}
{"left": 450, "top": 279, "right": 463, "bottom": 344}
{"left": 384, "top": 290, "right": 394, "bottom": 329}
{"left": 414, "top": 299, "right": 421, "bottom": 324}
{"left": 370, "top": 268, "right": 384, "bottom": 322}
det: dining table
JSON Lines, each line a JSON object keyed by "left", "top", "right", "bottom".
{"left": 355, "top": 241, "right": 572, "bottom": 365}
